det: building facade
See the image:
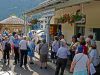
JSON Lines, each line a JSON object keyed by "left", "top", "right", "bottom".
{"left": 50, "top": 0, "right": 100, "bottom": 54}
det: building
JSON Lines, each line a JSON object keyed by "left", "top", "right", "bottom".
{"left": 25, "top": 0, "right": 100, "bottom": 54}
{"left": 0, "top": 16, "right": 30, "bottom": 34}
{"left": 39, "top": 17, "right": 47, "bottom": 30}
{"left": 50, "top": 0, "right": 100, "bottom": 54}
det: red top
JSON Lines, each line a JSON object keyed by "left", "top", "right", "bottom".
{"left": 82, "top": 45, "right": 88, "bottom": 55}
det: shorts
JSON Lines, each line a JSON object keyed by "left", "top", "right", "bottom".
{"left": 40, "top": 54, "right": 48, "bottom": 63}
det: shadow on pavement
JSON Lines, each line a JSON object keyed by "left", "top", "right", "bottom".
{"left": 28, "top": 61, "right": 55, "bottom": 75}
{"left": 14, "top": 65, "right": 33, "bottom": 75}
{"left": 13, "top": 60, "right": 55, "bottom": 75}
{"left": 1, "top": 64, "right": 11, "bottom": 71}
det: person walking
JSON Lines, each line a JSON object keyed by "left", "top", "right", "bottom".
{"left": 39, "top": 40, "right": 48, "bottom": 69}
{"left": 70, "top": 45, "right": 90, "bottom": 75}
{"left": 55, "top": 42, "right": 70, "bottom": 75}
{"left": 27, "top": 38, "right": 35, "bottom": 64}
{"left": 88, "top": 45, "right": 100, "bottom": 75}
{"left": 13, "top": 34, "right": 20, "bottom": 65}
{"left": 19, "top": 36, "right": 28, "bottom": 67}
{"left": 2, "top": 36, "right": 11, "bottom": 64}
{"left": 70, "top": 35, "right": 78, "bottom": 61}
{"left": 51, "top": 36, "right": 60, "bottom": 63}
{"left": 0, "top": 34, "right": 2, "bottom": 51}
{"left": 35, "top": 40, "right": 41, "bottom": 54}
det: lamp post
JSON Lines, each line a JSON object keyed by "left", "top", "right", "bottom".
{"left": 23, "top": 14, "right": 27, "bottom": 36}
{"left": 45, "top": 16, "right": 52, "bottom": 43}
{"left": 42, "top": 9, "right": 55, "bottom": 43}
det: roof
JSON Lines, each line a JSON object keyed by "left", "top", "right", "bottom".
{"left": 0, "top": 16, "right": 30, "bottom": 25}
{"left": 25, "top": 0, "right": 92, "bottom": 16}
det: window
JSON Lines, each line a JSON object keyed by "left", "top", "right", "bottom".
{"left": 75, "top": 26, "right": 85, "bottom": 35}
{"left": 93, "top": 28, "right": 100, "bottom": 41}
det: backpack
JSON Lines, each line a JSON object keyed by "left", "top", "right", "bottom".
{"left": 5, "top": 42, "right": 11, "bottom": 50}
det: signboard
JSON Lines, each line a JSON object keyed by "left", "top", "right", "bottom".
{"left": 41, "top": 9, "right": 55, "bottom": 17}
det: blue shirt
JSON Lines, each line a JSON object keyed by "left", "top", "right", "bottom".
{"left": 13, "top": 39, "right": 20, "bottom": 47}
{"left": 29, "top": 32, "right": 33, "bottom": 38}
{"left": 57, "top": 47, "right": 70, "bottom": 59}
{"left": 28, "top": 41, "right": 35, "bottom": 51}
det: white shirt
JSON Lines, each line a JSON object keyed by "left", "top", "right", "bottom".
{"left": 89, "top": 49, "right": 100, "bottom": 67}
{"left": 60, "top": 39, "right": 66, "bottom": 43}
{"left": 52, "top": 40, "right": 60, "bottom": 52}
{"left": 35, "top": 44, "right": 40, "bottom": 53}
{"left": 73, "top": 53, "right": 89, "bottom": 72}
{"left": 57, "top": 47, "right": 70, "bottom": 59}
{"left": 2, "top": 40, "right": 7, "bottom": 50}
{"left": 89, "top": 49, "right": 97, "bottom": 75}
{"left": 60, "top": 39, "right": 68, "bottom": 48}
{"left": 19, "top": 40, "right": 27, "bottom": 50}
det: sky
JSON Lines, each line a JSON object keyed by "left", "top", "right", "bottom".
{"left": 0, "top": 0, "right": 45, "bottom": 20}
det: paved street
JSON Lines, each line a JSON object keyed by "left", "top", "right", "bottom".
{"left": 0, "top": 52, "right": 55, "bottom": 75}
{"left": 0, "top": 51, "right": 72, "bottom": 75}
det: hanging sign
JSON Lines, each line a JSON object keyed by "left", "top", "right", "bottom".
{"left": 41, "top": 9, "right": 55, "bottom": 17}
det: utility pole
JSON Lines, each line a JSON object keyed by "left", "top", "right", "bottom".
{"left": 46, "top": 16, "right": 52, "bottom": 43}
{"left": 23, "top": 14, "right": 27, "bottom": 36}
{"left": 42, "top": 9, "right": 55, "bottom": 43}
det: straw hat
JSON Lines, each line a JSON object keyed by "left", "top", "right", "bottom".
{"left": 4, "top": 36, "right": 8, "bottom": 40}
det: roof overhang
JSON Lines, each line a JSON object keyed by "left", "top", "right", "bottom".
{"left": 0, "top": 23, "right": 24, "bottom": 25}
{"left": 25, "top": 0, "right": 92, "bottom": 16}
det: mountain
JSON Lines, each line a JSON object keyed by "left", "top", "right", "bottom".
{"left": 0, "top": 0, "right": 45, "bottom": 20}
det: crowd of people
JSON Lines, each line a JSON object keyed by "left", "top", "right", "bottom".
{"left": 0, "top": 32, "right": 49, "bottom": 69}
{"left": 0, "top": 31, "right": 100, "bottom": 75}
{"left": 51, "top": 34, "right": 100, "bottom": 75}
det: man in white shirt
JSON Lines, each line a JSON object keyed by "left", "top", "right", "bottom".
{"left": 19, "top": 36, "right": 28, "bottom": 67}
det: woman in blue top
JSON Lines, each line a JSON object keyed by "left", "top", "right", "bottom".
{"left": 27, "top": 38, "right": 35, "bottom": 64}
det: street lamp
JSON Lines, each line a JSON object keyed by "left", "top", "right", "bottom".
{"left": 23, "top": 13, "right": 27, "bottom": 36}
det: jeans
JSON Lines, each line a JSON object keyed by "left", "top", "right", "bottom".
{"left": 3, "top": 50, "right": 10, "bottom": 63}
{"left": 14, "top": 47, "right": 19, "bottom": 64}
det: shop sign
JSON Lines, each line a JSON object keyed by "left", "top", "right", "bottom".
{"left": 41, "top": 9, "right": 55, "bottom": 17}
